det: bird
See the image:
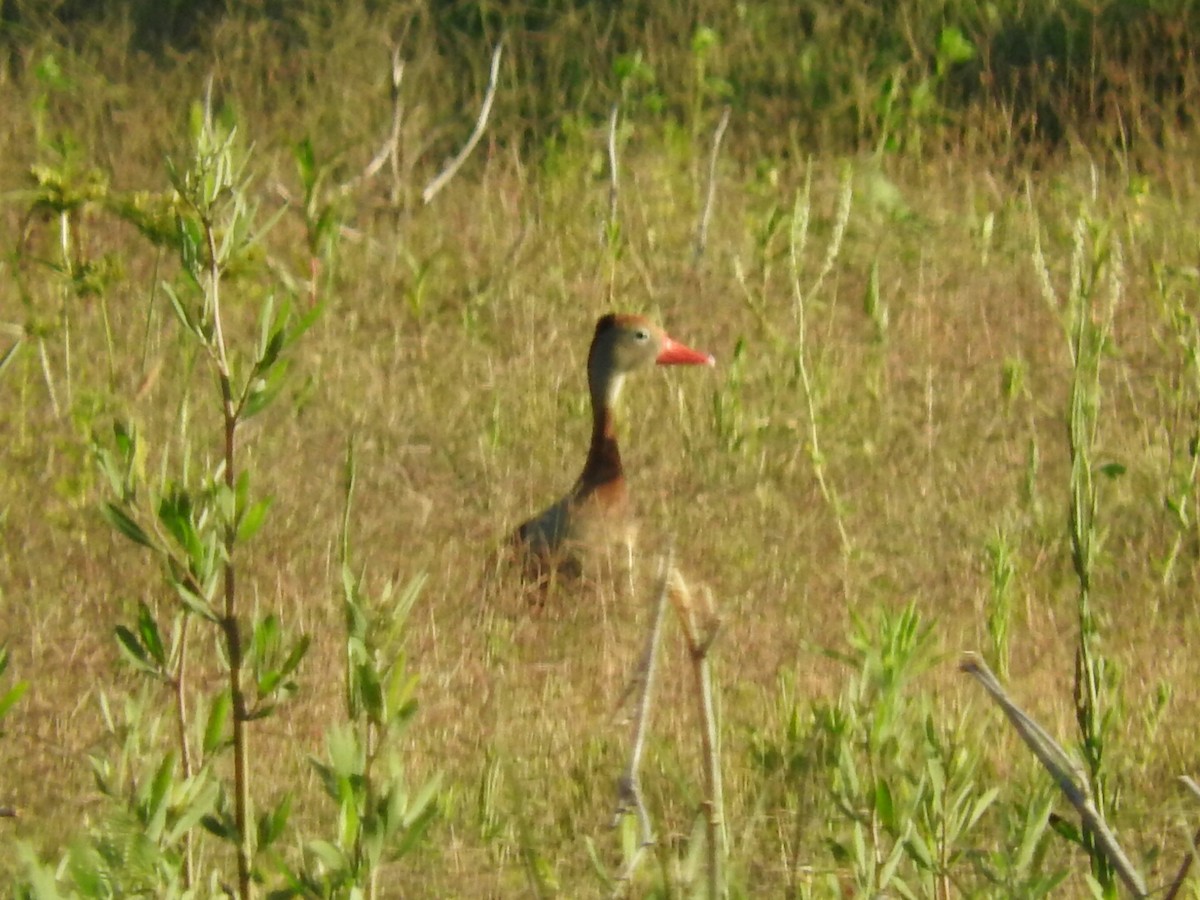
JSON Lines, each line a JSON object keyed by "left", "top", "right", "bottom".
{"left": 513, "top": 312, "right": 714, "bottom": 586}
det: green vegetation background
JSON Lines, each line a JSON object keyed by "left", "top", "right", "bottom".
{"left": 3, "top": 0, "right": 1200, "bottom": 896}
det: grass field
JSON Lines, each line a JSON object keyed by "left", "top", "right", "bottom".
{"left": 3, "top": 2, "right": 1200, "bottom": 896}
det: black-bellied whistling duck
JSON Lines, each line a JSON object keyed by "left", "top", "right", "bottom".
{"left": 515, "top": 313, "right": 714, "bottom": 582}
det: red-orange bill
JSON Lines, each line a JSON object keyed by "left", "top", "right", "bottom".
{"left": 656, "top": 335, "right": 715, "bottom": 366}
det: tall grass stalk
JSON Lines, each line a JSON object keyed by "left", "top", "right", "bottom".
{"left": 1031, "top": 176, "right": 1124, "bottom": 892}
{"left": 789, "top": 165, "right": 854, "bottom": 563}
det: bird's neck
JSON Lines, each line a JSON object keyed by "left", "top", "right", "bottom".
{"left": 582, "top": 369, "right": 625, "bottom": 486}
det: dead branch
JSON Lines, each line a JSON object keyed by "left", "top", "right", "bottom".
{"left": 611, "top": 551, "right": 672, "bottom": 897}
{"left": 422, "top": 43, "right": 504, "bottom": 205}
{"left": 668, "top": 568, "right": 725, "bottom": 899}
{"left": 606, "top": 104, "right": 620, "bottom": 244}
{"left": 693, "top": 106, "right": 732, "bottom": 264}
{"left": 959, "top": 653, "right": 1147, "bottom": 898}
{"left": 337, "top": 47, "right": 406, "bottom": 199}
{"left": 1163, "top": 776, "right": 1200, "bottom": 900}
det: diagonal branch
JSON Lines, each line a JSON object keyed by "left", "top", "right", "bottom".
{"left": 422, "top": 43, "right": 504, "bottom": 205}
{"left": 693, "top": 106, "right": 732, "bottom": 264}
{"left": 959, "top": 653, "right": 1146, "bottom": 898}
{"left": 611, "top": 551, "right": 673, "bottom": 897}
{"left": 337, "top": 46, "right": 406, "bottom": 199}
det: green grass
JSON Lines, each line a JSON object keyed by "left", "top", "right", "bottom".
{"left": 4, "top": 2, "right": 1200, "bottom": 896}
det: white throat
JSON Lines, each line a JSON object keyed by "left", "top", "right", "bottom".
{"left": 605, "top": 373, "right": 626, "bottom": 407}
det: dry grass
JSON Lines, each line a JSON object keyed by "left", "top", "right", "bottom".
{"left": 4, "top": 5, "right": 1200, "bottom": 896}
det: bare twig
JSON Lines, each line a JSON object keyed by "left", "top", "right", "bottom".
{"left": 693, "top": 106, "right": 732, "bottom": 264}
{"left": 422, "top": 43, "right": 504, "bottom": 205}
{"left": 0, "top": 335, "right": 21, "bottom": 379}
{"left": 668, "top": 569, "right": 725, "bottom": 899}
{"left": 1163, "top": 777, "right": 1200, "bottom": 900}
{"left": 336, "top": 47, "right": 406, "bottom": 199}
{"left": 959, "top": 653, "right": 1147, "bottom": 897}
{"left": 605, "top": 104, "right": 620, "bottom": 244}
{"left": 612, "top": 551, "right": 673, "bottom": 897}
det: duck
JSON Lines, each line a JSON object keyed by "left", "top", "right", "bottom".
{"left": 514, "top": 312, "right": 714, "bottom": 583}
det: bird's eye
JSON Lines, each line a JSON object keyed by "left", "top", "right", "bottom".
{"left": 633, "top": 329, "right": 649, "bottom": 342}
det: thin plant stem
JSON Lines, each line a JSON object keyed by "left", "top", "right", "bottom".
{"left": 694, "top": 106, "right": 731, "bottom": 264}
{"left": 173, "top": 614, "right": 194, "bottom": 889}
{"left": 204, "top": 214, "right": 252, "bottom": 899}
{"left": 668, "top": 570, "right": 724, "bottom": 899}
{"left": 789, "top": 170, "right": 854, "bottom": 562}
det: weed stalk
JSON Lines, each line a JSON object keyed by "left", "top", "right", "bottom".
{"left": 1032, "top": 183, "right": 1124, "bottom": 891}
{"left": 789, "top": 165, "right": 854, "bottom": 563}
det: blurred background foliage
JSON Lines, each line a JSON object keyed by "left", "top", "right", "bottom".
{"left": 1, "top": 0, "right": 1196, "bottom": 159}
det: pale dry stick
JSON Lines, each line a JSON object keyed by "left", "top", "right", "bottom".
{"left": 611, "top": 551, "right": 674, "bottom": 898}
{"left": 667, "top": 568, "right": 725, "bottom": 899}
{"left": 693, "top": 106, "right": 732, "bottom": 264}
{"left": 336, "top": 47, "right": 406, "bottom": 199}
{"left": 604, "top": 103, "right": 621, "bottom": 307}
{"left": 0, "top": 326, "right": 21, "bottom": 379}
{"left": 36, "top": 338, "right": 61, "bottom": 418}
{"left": 959, "top": 653, "right": 1147, "bottom": 897}
{"left": 605, "top": 104, "right": 620, "bottom": 242}
{"left": 385, "top": 49, "right": 406, "bottom": 204}
{"left": 1162, "top": 776, "right": 1200, "bottom": 900}
{"left": 422, "top": 43, "right": 504, "bottom": 205}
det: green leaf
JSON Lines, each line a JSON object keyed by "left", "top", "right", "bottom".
{"left": 136, "top": 602, "right": 167, "bottom": 667}
{"left": 278, "top": 634, "right": 311, "bottom": 680}
{"left": 101, "top": 502, "right": 153, "bottom": 548}
{"left": 403, "top": 773, "right": 441, "bottom": 830}
{"left": 257, "top": 793, "right": 292, "bottom": 849}
{"left": 114, "top": 625, "right": 158, "bottom": 676}
{"left": 394, "top": 782, "right": 440, "bottom": 859}
{"left": 289, "top": 298, "right": 324, "bottom": 346}
{"left": 0, "top": 680, "right": 29, "bottom": 721}
{"left": 254, "top": 615, "right": 280, "bottom": 661}
{"left": 874, "top": 778, "right": 895, "bottom": 831}
{"left": 174, "top": 579, "right": 219, "bottom": 622}
{"left": 237, "top": 497, "right": 272, "bottom": 543}
{"left": 242, "top": 360, "right": 292, "bottom": 419}
{"left": 294, "top": 138, "right": 316, "bottom": 189}
{"left": 204, "top": 691, "right": 231, "bottom": 754}
{"left": 162, "top": 282, "right": 197, "bottom": 336}
{"left": 937, "top": 26, "right": 976, "bottom": 65}
{"left": 966, "top": 786, "right": 1000, "bottom": 831}
{"left": 357, "top": 662, "right": 384, "bottom": 724}
{"left": 201, "top": 812, "right": 239, "bottom": 842}
{"left": 166, "top": 776, "right": 219, "bottom": 844}
{"left": 306, "top": 839, "right": 347, "bottom": 871}
{"left": 1048, "top": 812, "right": 1082, "bottom": 846}
{"left": 691, "top": 25, "right": 719, "bottom": 55}
{"left": 258, "top": 326, "right": 287, "bottom": 373}
{"left": 157, "top": 488, "right": 200, "bottom": 561}
{"left": 144, "top": 752, "right": 176, "bottom": 840}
